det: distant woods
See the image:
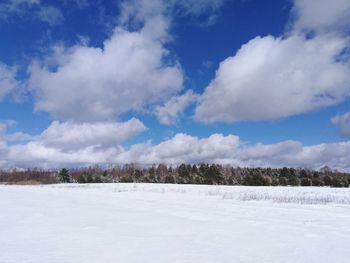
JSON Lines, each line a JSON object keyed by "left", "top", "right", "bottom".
{"left": 1, "top": 164, "right": 349, "bottom": 187}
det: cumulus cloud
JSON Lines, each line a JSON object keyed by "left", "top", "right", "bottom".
{"left": 37, "top": 118, "right": 146, "bottom": 150}
{"left": 195, "top": 0, "right": 350, "bottom": 123}
{"left": 195, "top": 34, "right": 350, "bottom": 122}
{"left": 240, "top": 140, "right": 350, "bottom": 171}
{"left": 6, "top": 142, "right": 121, "bottom": 168}
{"left": 29, "top": 0, "right": 183, "bottom": 122}
{"left": 155, "top": 90, "right": 198, "bottom": 125}
{"left": 292, "top": 0, "right": 350, "bottom": 32}
{"left": 2, "top": 127, "right": 350, "bottom": 170}
{"left": 114, "top": 135, "right": 350, "bottom": 171}
{"left": 5, "top": 132, "right": 33, "bottom": 142}
{"left": 0, "top": 63, "right": 19, "bottom": 100}
{"left": 332, "top": 111, "right": 350, "bottom": 138}
{"left": 116, "top": 133, "right": 240, "bottom": 165}
{"left": 0, "top": 118, "right": 146, "bottom": 168}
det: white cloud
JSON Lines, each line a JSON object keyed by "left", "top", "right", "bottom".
{"left": 1, "top": 118, "right": 146, "bottom": 168}
{"left": 37, "top": 118, "right": 146, "bottom": 150}
{"left": 115, "top": 133, "right": 240, "bottom": 165}
{"left": 2, "top": 127, "right": 350, "bottom": 171}
{"left": 292, "top": 0, "right": 350, "bottom": 32}
{"left": 332, "top": 111, "right": 350, "bottom": 138}
{"left": 5, "top": 132, "right": 33, "bottom": 142}
{"left": 115, "top": 134, "right": 350, "bottom": 171}
{"left": 155, "top": 90, "right": 198, "bottom": 125}
{"left": 0, "top": 63, "right": 19, "bottom": 100}
{"left": 195, "top": 34, "right": 350, "bottom": 122}
{"left": 6, "top": 142, "right": 121, "bottom": 168}
{"left": 29, "top": 0, "right": 183, "bottom": 122}
{"left": 114, "top": 134, "right": 350, "bottom": 171}
{"left": 195, "top": 0, "right": 350, "bottom": 123}
{"left": 240, "top": 140, "right": 350, "bottom": 171}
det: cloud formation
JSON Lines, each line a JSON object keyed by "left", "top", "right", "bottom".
{"left": 195, "top": 34, "right": 350, "bottom": 122}
{"left": 116, "top": 133, "right": 240, "bottom": 165}
{"left": 0, "top": 118, "right": 146, "bottom": 168}
{"left": 37, "top": 118, "right": 146, "bottom": 150}
{"left": 2, "top": 129, "right": 350, "bottom": 171}
{"left": 2, "top": 0, "right": 350, "bottom": 171}
{"left": 155, "top": 90, "right": 198, "bottom": 125}
{"left": 29, "top": 0, "right": 183, "bottom": 122}
{"left": 195, "top": 0, "right": 350, "bottom": 123}
{"left": 116, "top": 135, "right": 350, "bottom": 171}
{"left": 292, "top": 0, "right": 350, "bottom": 32}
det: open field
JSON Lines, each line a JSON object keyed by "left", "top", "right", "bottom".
{"left": 1, "top": 184, "right": 350, "bottom": 263}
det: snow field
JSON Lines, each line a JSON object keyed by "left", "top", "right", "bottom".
{"left": 1, "top": 183, "right": 350, "bottom": 263}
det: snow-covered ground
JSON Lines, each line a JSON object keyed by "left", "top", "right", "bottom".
{"left": 1, "top": 184, "right": 350, "bottom": 263}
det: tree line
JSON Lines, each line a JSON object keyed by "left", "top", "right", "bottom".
{"left": 1, "top": 164, "right": 349, "bottom": 187}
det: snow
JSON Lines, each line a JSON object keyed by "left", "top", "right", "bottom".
{"left": 1, "top": 183, "right": 350, "bottom": 263}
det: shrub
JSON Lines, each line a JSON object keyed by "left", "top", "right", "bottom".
{"left": 288, "top": 176, "right": 300, "bottom": 186}
{"left": 279, "top": 177, "right": 288, "bottom": 186}
{"left": 120, "top": 174, "right": 133, "bottom": 183}
{"left": 323, "top": 175, "right": 332, "bottom": 186}
{"left": 301, "top": 178, "right": 312, "bottom": 186}
{"left": 77, "top": 174, "right": 86, "bottom": 184}
{"left": 312, "top": 177, "right": 323, "bottom": 186}
{"left": 164, "top": 174, "right": 176, "bottom": 184}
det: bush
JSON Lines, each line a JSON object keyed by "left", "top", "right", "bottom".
{"left": 120, "top": 174, "right": 133, "bottom": 183}
{"left": 77, "top": 174, "right": 86, "bottom": 183}
{"left": 164, "top": 174, "right": 176, "bottom": 184}
{"left": 312, "top": 177, "right": 323, "bottom": 186}
{"left": 330, "top": 176, "right": 349, "bottom": 188}
{"left": 301, "top": 178, "right": 312, "bottom": 186}
{"left": 323, "top": 175, "right": 332, "bottom": 186}
{"left": 86, "top": 174, "right": 94, "bottom": 183}
{"left": 279, "top": 177, "right": 288, "bottom": 186}
{"left": 94, "top": 175, "right": 102, "bottom": 183}
{"left": 288, "top": 176, "right": 300, "bottom": 186}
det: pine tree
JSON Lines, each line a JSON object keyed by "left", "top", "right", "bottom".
{"left": 59, "top": 168, "right": 70, "bottom": 183}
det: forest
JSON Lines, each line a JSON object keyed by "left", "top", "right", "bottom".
{"left": 1, "top": 164, "right": 349, "bottom": 187}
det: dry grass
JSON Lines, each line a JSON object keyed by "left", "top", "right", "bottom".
{"left": 11, "top": 180, "right": 43, "bottom": 185}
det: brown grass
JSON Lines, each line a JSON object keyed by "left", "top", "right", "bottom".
{"left": 11, "top": 180, "right": 43, "bottom": 185}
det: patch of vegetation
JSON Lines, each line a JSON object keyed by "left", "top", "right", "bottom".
{"left": 1, "top": 165, "right": 349, "bottom": 187}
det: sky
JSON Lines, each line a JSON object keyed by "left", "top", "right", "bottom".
{"left": 1, "top": 0, "right": 350, "bottom": 170}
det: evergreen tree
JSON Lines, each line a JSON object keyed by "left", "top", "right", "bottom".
{"left": 77, "top": 174, "right": 86, "bottom": 183}
{"left": 301, "top": 177, "right": 312, "bottom": 186}
{"left": 86, "top": 173, "right": 94, "bottom": 183}
{"left": 59, "top": 168, "right": 70, "bottom": 183}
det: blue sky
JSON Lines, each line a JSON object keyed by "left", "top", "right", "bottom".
{"left": 1, "top": 0, "right": 350, "bottom": 170}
